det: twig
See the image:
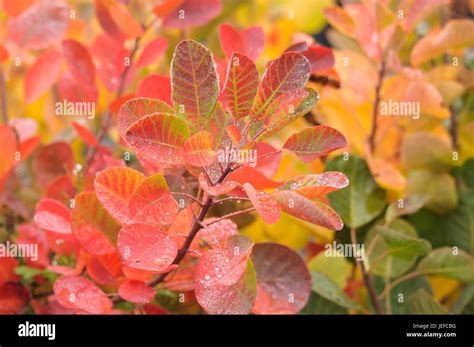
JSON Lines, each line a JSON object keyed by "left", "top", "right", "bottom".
{"left": 350, "top": 228, "right": 384, "bottom": 314}
{"left": 379, "top": 271, "right": 422, "bottom": 300}
{"left": 368, "top": 60, "right": 386, "bottom": 153}
{"left": 205, "top": 207, "right": 256, "bottom": 226}
{"left": 212, "top": 196, "right": 250, "bottom": 205}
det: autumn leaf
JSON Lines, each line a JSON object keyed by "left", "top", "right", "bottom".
{"left": 25, "top": 49, "right": 62, "bottom": 103}
{"left": 219, "top": 23, "right": 265, "bottom": 61}
{"left": 243, "top": 183, "right": 281, "bottom": 224}
{"left": 34, "top": 198, "right": 71, "bottom": 234}
{"left": 162, "top": 0, "right": 222, "bottom": 29}
{"left": 277, "top": 172, "right": 349, "bottom": 199}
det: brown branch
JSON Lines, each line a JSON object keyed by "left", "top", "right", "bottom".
{"left": 368, "top": 60, "right": 386, "bottom": 153}
{"left": 350, "top": 228, "right": 384, "bottom": 314}
{"left": 205, "top": 207, "right": 256, "bottom": 226}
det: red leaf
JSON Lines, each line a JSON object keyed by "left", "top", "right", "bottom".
{"left": 125, "top": 114, "right": 190, "bottom": 168}
{"left": 226, "top": 125, "right": 242, "bottom": 146}
{"left": 273, "top": 190, "right": 343, "bottom": 230}
{"left": 171, "top": 40, "right": 219, "bottom": 128}
{"left": 128, "top": 174, "right": 178, "bottom": 225}
{"left": 34, "top": 198, "right": 71, "bottom": 234}
{"left": 219, "top": 24, "right": 264, "bottom": 61}
{"left": 137, "top": 38, "right": 168, "bottom": 67}
{"left": 222, "top": 52, "right": 259, "bottom": 119}
{"left": 250, "top": 142, "right": 281, "bottom": 178}
{"left": 283, "top": 125, "right": 347, "bottom": 163}
{"left": 33, "top": 142, "right": 74, "bottom": 187}
{"left": 251, "top": 52, "right": 311, "bottom": 119}
{"left": 8, "top": 1, "right": 69, "bottom": 50}
{"left": 0, "top": 283, "right": 29, "bottom": 314}
{"left": 25, "top": 49, "right": 62, "bottom": 103}
{"left": 117, "top": 97, "right": 174, "bottom": 142}
{"left": 286, "top": 43, "right": 335, "bottom": 73}
{"left": 0, "top": 257, "right": 20, "bottom": 286}
{"left": 107, "top": 1, "right": 144, "bottom": 39}
{"left": 153, "top": 0, "right": 184, "bottom": 17}
{"left": 137, "top": 75, "right": 172, "bottom": 105}
{"left": 19, "top": 136, "right": 40, "bottom": 160}
{"left": 0, "top": 44, "right": 9, "bottom": 63}
{"left": 46, "top": 175, "right": 75, "bottom": 203}
{"left": 198, "top": 173, "right": 238, "bottom": 196}
{"left": 57, "top": 72, "right": 98, "bottom": 103}
{"left": 118, "top": 280, "right": 155, "bottom": 304}
{"left": 277, "top": 172, "right": 349, "bottom": 199}
{"left": 243, "top": 183, "right": 281, "bottom": 224}
{"left": 94, "top": 166, "right": 146, "bottom": 225}
{"left": 86, "top": 256, "right": 116, "bottom": 286}
{"left": 162, "top": 0, "right": 222, "bottom": 29}
{"left": 183, "top": 131, "right": 216, "bottom": 167}
{"left": 3, "top": 0, "right": 34, "bottom": 17}
{"left": 227, "top": 166, "right": 282, "bottom": 190}
{"left": 71, "top": 121, "right": 98, "bottom": 146}
{"left": 190, "top": 218, "right": 238, "bottom": 256}
{"left": 62, "top": 39, "right": 95, "bottom": 86}
{"left": 0, "top": 125, "right": 17, "bottom": 182}
{"left": 251, "top": 243, "right": 311, "bottom": 314}
{"left": 118, "top": 223, "right": 178, "bottom": 272}
{"left": 53, "top": 275, "right": 113, "bottom": 314}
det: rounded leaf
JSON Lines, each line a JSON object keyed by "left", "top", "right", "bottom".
{"left": 183, "top": 131, "right": 216, "bottom": 167}
{"left": 118, "top": 280, "right": 155, "bottom": 304}
{"left": 243, "top": 183, "right": 281, "bottom": 224}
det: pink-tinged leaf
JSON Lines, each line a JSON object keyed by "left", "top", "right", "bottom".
{"left": 125, "top": 114, "right": 190, "bottom": 168}
{"left": 0, "top": 44, "right": 8, "bottom": 63}
{"left": 62, "top": 40, "right": 95, "bottom": 86}
{"left": 118, "top": 280, "right": 155, "bottom": 304}
{"left": 171, "top": 40, "right": 219, "bottom": 128}
{"left": 251, "top": 52, "right": 311, "bottom": 119}
{"left": 226, "top": 125, "right": 241, "bottom": 146}
{"left": 57, "top": 72, "right": 98, "bottom": 103}
{"left": 128, "top": 174, "right": 178, "bottom": 225}
{"left": 222, "top": 52, "right": 259, "bottom": 119}
{"left": 153, "top": 0, "right": 183, "bottom": 17}
{"left": 243, "top": 183, "right": 281, "bottom": 224}
{"left": 137, "top": 38, "right": 168, "bottom": 67}
{"left": 19, "top": 136, "right": 40, "bottom": 160}
{"left": 219, "top": 24, "right": 264, "bottom": 61}
{"left": 8, "top": 1, "right": 69, "bottom": 50}
{"left": 94, "top": 166, "right": 146, "bottom": 225}
{"left": 107, "top": 1, "right": 144, "bottom": 39}
{"left": 273, "top": 190, "right": 343, "bottom": 230}
{"left": 118, "top": 97, "right": 174, "bottom": 142}
{"left": 283, "top": 125, "right": 347, "bottom": 163}
{"left": 86, "top": 256, "right": 115, "bottom": 286}
{"left": 25, "top": 49, "right": 62, "bottom": 103}
{"left": 137, "top": 75, "right": 172, "bottom": 105}
{"left": 277, "top": 172, "right": 349, "bottom": 199}
{"left": 183, "top": 131, "right": 216, "bottom": 167}
{"left": 250, "top": 142, "right": 281, "bottom": 178}
{"left": 251, "top": 243, "right": 311, "bottom": 314}
{"left": 33, "top": 142, "right": 74, "bottom": 187}
{"left": 0, "top": 283, "right": 29, "bottom": 314}
{"left": 118, "top": 223, "right": 178, "bottom": 272}
{"left": 323, "top": 6, "right": 355, "bottom": 36}
{"left": 195, "top": 235, "right": 256, "bottom": 314}
{"left": 0, "top": 125, "right": 17, "bottom": 180}
{"left": 95, "top": 0, "right": 123, "bottom": 40}
{"left": 286, "top": 44, "right": 335, "bottom": 73}
{"left": 46, "top": 175, "right": 75, "bottom": 204}
{"left": 71, "top": 192, "right": 120, "bottom": 255}
{"left": 34, "top": 198, "right": 71, "bottom": 234}
{"left": 190, "top": 218, "right": 238, "bottom": 256}
{"left": 0, "top": 257, "right": 20, "bottom": 286}
{"left": 71, "top": 121, "right": 98, "bottom": 146}
{"left": 227, "top": 166, "right": 282, "bottom": 190}
{"left": 53, "top": 275, "right": 113, "bottom": 314}
{"left": 198, "top": 173, "right": 238, "bottom": 196}
{"left": 10, "top": 118, "right": 37, "bottom": 141}
{"left": 3, "top": 0, "right": 34, "bottom": 17}
{"left": 162, "top": 0, "right": 222, "bottom": 29}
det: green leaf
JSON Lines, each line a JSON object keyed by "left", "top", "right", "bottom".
{"left": 326, "top": 156, "right": 386, "bottom": 228}
{"left": 310, "top": 272, "right": 360, "bottom": 309}
{"left": 375, "top": 225, "right": 432, "bottom": 259}
{"left": 409, "top": 289, "right": 447, "bottom": 314}
{"left": 417, "top": 247, "right": 474, "bottom": 282}
{"left": 300, "top": 292, "right": 347, "bottom": 314}
{"left": 459, "top": 158, "right": 474, "bottom": 189}
{"left": 451, "top": 283, "right": 474, "bottom": 314}
{"left": 384, "top": 195, "right": 428, "bottom": 225}
{"left": 14, "top": 265, "right": 42, "bottom": 281}
{"left": 307, "top": 251, "right": 352, "bottom": 288}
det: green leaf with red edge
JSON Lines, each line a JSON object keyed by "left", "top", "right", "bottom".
{"left": 34, "top": 198, "right": 71, "bottom": 234}
{"left": 250, "top": 52, "right": 311, "bottom": 119}
{"left": 162, "top": 0, "right": 222, "bottom": 29}
{"left": 33, "top": 142, "right": 74, "bottom": 187}
{"left": 62, "top": 39, "right": 95, "bottom": 86}
{"left": 117, "top": 223, "right": 178, "bottom": 272}
{"left": 222, "top": 52, "right": 259, "bottom": 119}
{"left": 137, "top": 75, "right": 172, "bottom": 105}
{"left": 53, "top": 275, "right": 113, "bottom": 314}
{"left": 94, "top": 167, "right": 146, "bottom": 225}
{"left": 118, "top": 280, "right": 155, "bottom": 304}
{"left": 195, "top": 235, "right": 256, "bottom": 314}
{"left": 171, "top": 40, "right": 219, "bottom": 128}
{"left": 125, "top": 114, "right": 190, "bottom": 168}
{"left": 198, "top": 173, "right": 238, "bottom": 196}
{"left": 219, "top": 24, "right": 264, "bottom": 61}
{"left": 25, "top": 48, "right": 62, "bottom": 103}
{"left": 183, "top": 131, "right": 216, "bottom": 167}
{"left": 243, "top": 183, "right": 281, "bottom": 224}
{"left": 137, "top": 38, "right": 168, "bottom": 67}
{"left": 128, "top": 174, "right": 178, "bottom": 225}
{"left": 8, "top": 1, "right": 69, "bottom": 50}
{"left": 251, "top": 243, "right": 311, "bottom": 314}
{"left": 118, "top": 97, "right": 175, "bottom": 142}
{"left": 273, "top": 190, "right": 344, "bottom": 230}
{"left": 249, "top": 88, "right": 319, "bottom": 144}
{"left": 283, "top": 125, "right": 347, "bottom": 163}
{"left": 71, "top": 191, "right": 120, "bottom": 255}
{"left": 71, "top": 121, "right": 98, "bottom": 146}
{"left": 277, "top": 172, "right": 349, "bottom": 199}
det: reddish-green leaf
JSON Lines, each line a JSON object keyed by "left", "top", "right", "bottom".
{"left": 94, "top": 166, "right": 146, "bottom": 225}
{"left": 53, "top": 275, "right": 113, "bottom": 314}
{"left": 251, "top": 243, "right": 311, "bottom": 314}
{"left": 273, "top": 190, "right": 344, "bottom": 230}
{"left": 183, "top": 131, "right": 216, "bottom": 167}
{"left": 277, "top": 172, "right": 349, "bottom": 199}
{"left": 222, "top": 52, "right": 259, "bottom": 119}
{"left": 117, "top": 223, "right": 178, "bottom": 272}
{"left": 34, "top": 198, "right": 71, "bottom": 234}
{"left": 128, "top": 174, "right": 178, "bottom": 225}
{"left": 25, "top": 49, "right": 62, "bottom": 103}
{"left": 283, "top": 125, "right": 346, "bottom": 163}
{"left": 118, "top": 280, "right": 155, "bottom": 304}
{"left": 137, "top": 75, "right": 172, "bottom": 105}
{"left": 162, "top": 0, "right": 222, "bottom": 29}
{"left": 171, "top": 40, "right": 219, "bottom": 128}
{"left": 243, "top": 183, "right": 281, "bottom": 224}
{"left": 251, "top": 52, "right": 311, "bottom": 119}
{"left": 125, "top": 114, "right": 190, "bottom": 168}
